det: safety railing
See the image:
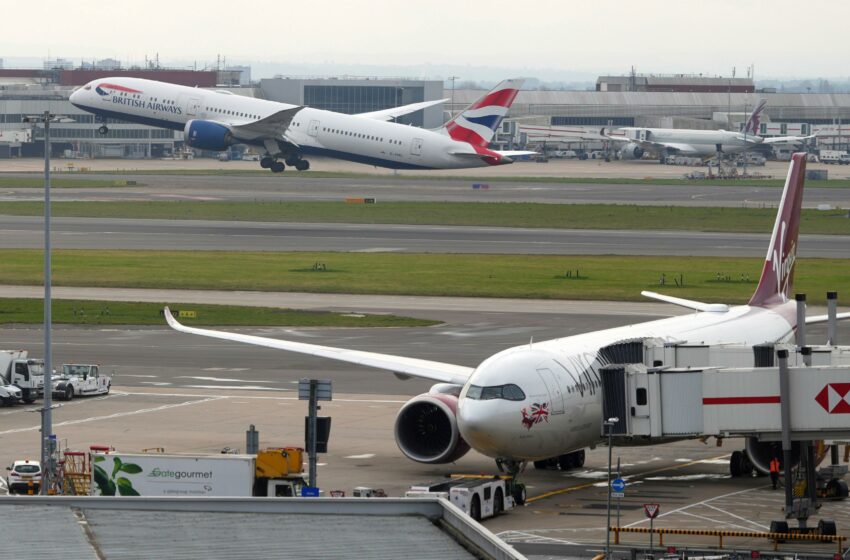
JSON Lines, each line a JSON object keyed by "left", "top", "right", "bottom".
{"left": 611, "top": 526, "right": 846, "bottom": 554}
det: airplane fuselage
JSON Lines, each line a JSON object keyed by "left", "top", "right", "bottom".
{"left": 457, "top": 301, "right": 795, "bottom": 461}
{"left": 69, "top": 78, "right": 501, "bottom": 170}
{"left": 618, "top": 127, "right": 760, "bottom": 157}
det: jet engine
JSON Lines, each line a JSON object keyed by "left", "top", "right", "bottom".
{"left": 394, "top": 388, "right": 470, "bottom": 464}
{"left": 619, "top": 143, "right": 645, "bottom": 160}
{"left": 184, "top": 120, "right": 234, "bottom": 151}
{"left": 744, "top": 437, "right": 802, "bottom": 475}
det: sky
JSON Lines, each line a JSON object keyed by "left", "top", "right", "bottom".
{"left": 3, "top": 0, "right": 849, "bottom": 81}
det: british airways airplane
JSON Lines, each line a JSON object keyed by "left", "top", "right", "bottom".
{"left": 166, "top": 154, "right": 848, "bottom": 495}
{"left": 69, "top": 78, "right": 534, "bottom": 172}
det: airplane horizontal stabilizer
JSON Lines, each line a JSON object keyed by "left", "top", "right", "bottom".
{"left": 357, "top": 99, "right": 449, "bottom": 121}
{"left": 641, "top": 291, "right": 729, "bottom": 313}
{"left": 164, "top": 307, "right": 473, "bottom": 386}
{"left": 805, "top": 312, "right": 850, "bottom": 325}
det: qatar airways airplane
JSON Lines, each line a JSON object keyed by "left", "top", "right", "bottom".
{"left": 166, "top": 154, "right": 848, "bottom": 497}
{"left": 69, "top": 77, "right": 533, "bottom": 172}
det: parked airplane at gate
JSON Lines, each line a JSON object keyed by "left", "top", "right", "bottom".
{"left": 69, "top": 78, "right": 533, "bottom": 172}
{"left": 523, "top": 99, "right": 814, "bottom": 162}
{"left": 166, "top": 153, "right": 848, "bottom": 482}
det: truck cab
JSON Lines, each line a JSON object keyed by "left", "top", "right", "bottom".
{"left": 0, "top": 351, "right": 44, "bottom": 404}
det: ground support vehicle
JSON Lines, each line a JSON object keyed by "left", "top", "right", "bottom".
{"left": 407, "top": 475, "right": 518, "bottom": 521}
{"left": 0, "top": 384, "right": 22, "bottom": 406}
{"left": 6, "top": 460, "right": 41, "bottom": 494}
{"left": 53, "top": 364, "right": 111, "bottom": 400}
{"left": 90, "top": 447, "right": 306, "bottom": 497}
{"left": 0, "top": 350, "right": 44, "bottom": 403}
{"left": 819, "top": 150, "right": 850, "bottom": 164}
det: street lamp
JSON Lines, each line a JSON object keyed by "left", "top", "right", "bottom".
{"left": 448, "top": 76, "right": 459, "bottom": 120}
{"left": 22, "top": 111, "right": 73, "bottom": 495}
{"left": 604, "top": 416, "right": 620, "bottom": 559}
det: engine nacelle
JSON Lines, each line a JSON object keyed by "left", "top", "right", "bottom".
{"left": 394, "top": 391, "right": 470, "bottom": 464}
{"left": 184, "top": 119, "right": 234, "bottom": 151}
{"left": 745, "top": 437, "right": 802, "bottom": 475}
{"left": 619, "top": 143, "right": 645, "bottom": 160}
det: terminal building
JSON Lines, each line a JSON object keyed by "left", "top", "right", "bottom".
{"left": 1, "top": 67, "right": 849, "bottom": 159}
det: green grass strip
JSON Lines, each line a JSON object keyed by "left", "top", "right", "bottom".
{"left": 0, "top": 177, "right": 141, "bottom": 188}
{"left": 0, "top": 297, "right": 437, "bottom": 327}
{"left": 2, "top": 201, "right": 848, "bottom": 234}
{"left": 12, "top": 168, "right": 850, "bottom": 188}
{"left": 0, "top": 250, "right": 846, "bottom": 305}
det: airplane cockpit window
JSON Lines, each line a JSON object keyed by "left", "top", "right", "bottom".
{"left": 466, "top": 384, "right": 525, "bottom": 402}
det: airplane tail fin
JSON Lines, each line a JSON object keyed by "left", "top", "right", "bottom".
{"left": 440, "top": 79, "right": 524, "bottom": 148}
{"left": 743, "top": 98, "right": 768, "bottom": 136}
{"left": 748, "top": 152, "right": 806, "bottom": 308}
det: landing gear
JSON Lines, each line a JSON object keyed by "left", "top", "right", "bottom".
{"left": 261, "top": 155, "right": 309, "bottom": 173}
{"left": 98, "top": 125, "right": 109, "bottom": 135}
{"left": 496, "top": 458, "right": 527, "bottom": 505}
{"left": 294, "top": 159, "right": 310, "bottom": 171}
{"left": 270, "top": 161, "right": 285, "bottom": 173}
{"left": 729, "top": 449, "right": 754, "bottom": 477}
{"left": 534, "top": 450, "right": 585, "bottom": 471}
{"left": 260, "top": 156, "right": 274, "bottom": 169}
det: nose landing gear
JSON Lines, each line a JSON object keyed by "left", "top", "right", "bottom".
{"left": 496, "top": 458, "right": 528, "bottom": 506}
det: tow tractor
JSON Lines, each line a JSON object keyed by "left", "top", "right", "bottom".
{"left": 53, "top": 364, "right": 111, "bottom": 400}
{"left": 406, "top": 474, "right": 522, "bottom": 521}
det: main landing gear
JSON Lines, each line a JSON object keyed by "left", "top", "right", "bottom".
{"left": 533, "top": 449, "right": 586, "bottom": 471}
{"left": 260, "top": 155, "right": 310, "bottom": 173}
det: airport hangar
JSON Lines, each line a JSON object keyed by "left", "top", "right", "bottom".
{"left": 1, "top": 68, "right": 850, "bottom": 159}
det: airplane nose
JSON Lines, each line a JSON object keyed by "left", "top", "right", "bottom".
{"left": 457, "top": 400, "right": 509, "bottom": 458}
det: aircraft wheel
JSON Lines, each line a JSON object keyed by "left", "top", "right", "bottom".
{"left": 558, "top": 454, "right": 574, "bottom": 471}
{"left": 493, "top": 488, "right": 504, "bottom": 516}
{"left": 271, "top": 161, "right": 285, "bottom": 173}
{"left": 512, "top": 483, "right": 527, "bottom": 506}
{"left": 295, "top": 159, "right": 310, "bottom": 171}
{"left": 260, "top": 157, "right": 273, "bottom": 169}
{"left": 65, "top": 386, "right": 74, "bottom": 401}
{"left": 98, "top": 125, "right": 109, "bottom": 135}
{"left": 284, "top": 156, "right": 299, "bottom": 166}
{"left": 730, "top": 450, "right": 744, "bottom": 477}
{"left": 533, "top": 460, "right": 550, "bottom": 470}
{"left": 469, "top": 495, "right": 481, "bottom": 521}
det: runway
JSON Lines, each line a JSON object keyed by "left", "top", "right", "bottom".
{"left": 2, "top": 171, "right": 849, "bottom": 207}
{"left": 1, "top": 215, "right": 848, "bottom": 256}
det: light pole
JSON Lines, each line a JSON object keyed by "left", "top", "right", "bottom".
{"left": 448, "top": 76, "right": 459, "bottom": 120}
{"left": 23, "top": 111, "right": 73, "bottom": 494}
{"left": 604, "top": 416, "right": 619, "bottom": 559}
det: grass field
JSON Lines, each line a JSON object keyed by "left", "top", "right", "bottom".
{"left": 7, "top": 169, "right": 850, "bottom": 187}
{"left": 0, "top": 297, "right": 437, "bottom": 327}
{"left": 0, "top": 250, "right": 846, "bottom": 305}
{"left": 2, "top": 201, "right": 849, "bottom": 234}
{"left": 0, "top": 177, "right": 140, "bottom": 188}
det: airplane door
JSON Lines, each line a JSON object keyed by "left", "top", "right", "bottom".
{"left": 308, "top": 120, "right": 320, "bottom": 137}
{"left": 187, "top": 97, "right": 202, "bottom": 117}
{"left": 536, "top": 368, "right": 565, "bottom": 414}
{"left": 411, "top": 137, "right": 423, "bottom": 156}
{"left": 637, "top": 129, "right": 648, "bottom": 141}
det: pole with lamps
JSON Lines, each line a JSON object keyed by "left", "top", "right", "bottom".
{"left": 448, "top": 76, "right": 459, "bottom": 120}
{"left": 604, "top": 416, "right": 620, "bottom": 559}
{"left": 22, "top": 111, "right": 73, "bottom": 494}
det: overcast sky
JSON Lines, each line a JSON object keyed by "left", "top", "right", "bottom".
{"left": 3, "top": 0, "right": 848, "bottom": 80}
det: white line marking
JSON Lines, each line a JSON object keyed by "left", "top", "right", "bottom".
{"left": 139, "top": 382, "right": 173, "bottom": 386}
{"left": 344, "top": 454, "right": 376, "bottom": 459}
{"left": 703, "top": 502, "right": 771, "bottom": 531}
{"left": 113, "top": 390, "right": 407, "bottom": 404}
{"left": 675, "top": 509, "right": 754, "bottom": 532}
{"left": 0, "top": 397, "right": 224, "bottom": 436}
{"left": 182, "top": 385, "right": 289, "bottom": 391}
{"left": 118, "top": 374, "right": 158, "bottom": 378}
{"left": 177, "top": 376, "right": 272, "bottom": 383}
{"left": 625, "top": 486, "right": 759, "bottom": 528}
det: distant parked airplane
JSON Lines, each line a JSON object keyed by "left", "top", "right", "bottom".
{"left": 522, "top": 99, "right": 814, "bottom": 162}
{"left": 70, "top": 78, "right": 534, "bottom": 172}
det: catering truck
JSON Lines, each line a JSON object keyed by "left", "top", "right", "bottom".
{"left": 0, "top": 350, "right": 44, "bottom": 404}
{"left": 90, "top": 448, "right": 306, "bottom": 497}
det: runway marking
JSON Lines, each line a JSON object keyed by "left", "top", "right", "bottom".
{"left": 624, "top": 485, "right": 759, "bottom": 528}
{"left": 177, "top": 376, "right": 272, "bottom": 383}
{"left": 183, "top": 385, "right": 289, "bottom": 391}
{"left": 675, "top": 509, "right": 755, "bottom": 532}
{"left": 527, "top": 453, "right": 731, "bottom": 504}
{"left": 113, "top": 389, "right": 407, "bottom": 404}
{"left": 352, "top": 248, "right": 404, "bottom": 252}
{"left": 703, "top": 502, "right": 770, "bottom": 531}
{"left": 0, "top": 397, "right": 224, "bottom": 436}
{"left": 202, "top": 368, "right": 249, "bottom": 372}
{"left": 496, "top": 530, "right": 579, "bottom": 545}
{"left": 120, "top": 374, "right": 158, "bottom": 378}
{"left": 344, "top": 454, "right": 376, "bottom": 459}
{"left": 140, "top": 382, "right": 172, "bottom": 386}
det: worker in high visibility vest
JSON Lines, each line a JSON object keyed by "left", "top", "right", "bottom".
{"left": 769, "top": 457, "right": 781, "bottom": 489}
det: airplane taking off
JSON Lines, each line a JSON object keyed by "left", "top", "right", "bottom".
{"left": 69, "top": 78, "right": 534, "bottom": 172}
{"left": 523, "top": 99, "right": 814, "bottom": 162}
{"left": 166, "top": 153, "right": 849, "bottom": 486}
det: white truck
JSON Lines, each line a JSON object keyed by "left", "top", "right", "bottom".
{"left": 819, "top": 150, "right": 850, "bottom": 165}
{"left": 0, "top": 350, "right": 44, "bottom": 404}
{"left": 0, "top": 384, "right": 22, "bottom": 406}
{"left": 90, "top": 448, "right": 306, "bottom": 497}
{"left": 53, "top": 364, "right": 111, "bottom": 400}
{"left": 406, "top": 475, "right": 517, "bottom": 521}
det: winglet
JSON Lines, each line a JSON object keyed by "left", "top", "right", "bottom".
{"left": 748, "top": 153, "right": 806, "bottom": 308}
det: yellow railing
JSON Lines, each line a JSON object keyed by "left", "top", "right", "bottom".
{"left": 610, "top": 526, "right": 846, "bottom": 554}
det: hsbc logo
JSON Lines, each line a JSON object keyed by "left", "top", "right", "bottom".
{"left": 815, "top": 383, "right": 850, "bottom": 414}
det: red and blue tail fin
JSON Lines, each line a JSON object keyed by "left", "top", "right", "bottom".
{"left": 743, "top": 98, "right": 767, "bottom": 136}
{"left": 748, "top": 152, "right": 807, "bottom": 308}
{"left": 441, "top": 79, "right": 524, "bottom": 148}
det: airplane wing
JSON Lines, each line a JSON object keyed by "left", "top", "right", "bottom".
{"left": 164, "top": 307, "right": 473, "bottom": 386}
{"left": 356, "top": 99, "right": 448, "bottom": 121}
{"left": 759, "top": 135, "right": 816, "bottom": 145}
{"left": 231, "top": 107, "right": 304, "bottom": 143}
{"left": 641, "top": 291, "right": 729, "bottom": 313}
{"left": 805, "top": 312, "right": 850, "bottom": 324}
{"left": 616, "top": 139, "right": 699, "bottom": 155}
